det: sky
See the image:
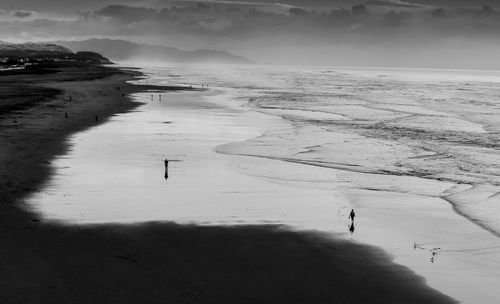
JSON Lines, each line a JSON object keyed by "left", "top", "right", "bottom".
{"left": 1, "top": 0, "right": 500, "bottom": 68}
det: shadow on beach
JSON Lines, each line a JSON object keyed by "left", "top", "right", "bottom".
{"left": 1, "top": 221, "right": 458, "bottom": 304}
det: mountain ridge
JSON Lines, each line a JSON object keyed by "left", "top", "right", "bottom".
{"left": 0, "top": 43, "right": 73, "bottom": 54}
{"left": 0, "top": 42, "right": 111, "bottom": 64}
{"left": 55, "top": 39, "right": 253, "bottom": 65}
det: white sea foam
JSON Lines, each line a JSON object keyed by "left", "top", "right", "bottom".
{"left": 182, "top": 64, "right": 500, "bottom": 236}
{"left": 137, "top": 63, "right": 500, "bottom": 236}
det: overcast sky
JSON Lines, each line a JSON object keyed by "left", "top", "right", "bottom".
{"left": 1, "top": 0, "right": 500, "bottom": 68}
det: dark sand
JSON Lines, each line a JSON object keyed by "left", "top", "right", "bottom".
{"left": 0, "top": 65, "right": 457, "bottom": 303}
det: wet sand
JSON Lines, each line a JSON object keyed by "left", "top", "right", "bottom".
{"left": 0, "top": 65, "right": 456, "bottom": 303}
{"left": 1, "top": 222, "right": 457, "bottom": 303}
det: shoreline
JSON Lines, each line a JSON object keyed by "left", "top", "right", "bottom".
{"left": 0, "top": 65, "right": 457, "bottom": 303}
{"left": 215, "top": 97, "right": 500, "bottom": 302}
{"left": 0, "top": 65, "right": 193, "bottom": 220}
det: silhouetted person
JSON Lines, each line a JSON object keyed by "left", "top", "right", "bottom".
{"left": 349, "top": 209, "right": 356, "bottom": 221}
{"left": 164, "top": 158, "right": 169, "bottom": 180}
{"left": 69, "top": 95, "right": 72, "bottom": 102}
{"left": 430, "top": 247, "right": 440, "bottom": 263}
{"left": 64, "top": 112, "right": 68, "bottom": 118}
{"left": 95, "top": 115, "right": 98, "bottom": 122}
{"left": 349, "top": 222, "right": 355, "bottom": 234}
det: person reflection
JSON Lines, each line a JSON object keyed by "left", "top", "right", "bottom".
{"left": 430, "top": 248, "right": 440, "bottom": 263}
{"left": 349, "top": 222, "right": 355, "bottom": 234}
{"left": 164, "top": 158, "right": 169, "bottom": 180}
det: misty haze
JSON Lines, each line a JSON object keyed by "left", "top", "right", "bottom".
{"left": 1, "top": 1, "right": 499, "bottom": 303}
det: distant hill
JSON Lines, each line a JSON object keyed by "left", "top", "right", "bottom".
{"left": 0, "top": 42, "right": 111, "bottom": 64}
{"left": 56, "top": 39, "right": 253, "bottom": 64}
{"left": 0, "top": 43, "right": 73, "bottom": 58}
{"left": 73, "top": 51, "right": 111, "bottom": 64}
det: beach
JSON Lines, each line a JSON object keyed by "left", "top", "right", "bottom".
{"left": 0, "top": 64, "right": 463, "bottom": 303}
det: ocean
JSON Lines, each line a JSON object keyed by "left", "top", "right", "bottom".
{"left": 156, "top": 64, "right": 500, "bottom": 236}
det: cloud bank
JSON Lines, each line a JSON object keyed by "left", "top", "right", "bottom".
{"left": 1, "top": 0, "right": 500, "bottom": 68}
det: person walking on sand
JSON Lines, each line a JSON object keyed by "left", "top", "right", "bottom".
{"left": 349, "top": 209, "right": 356, "bottom": 221}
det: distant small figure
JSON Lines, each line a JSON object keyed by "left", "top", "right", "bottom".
{"left": 95, "top": 115, "right": 98, "bottom": 122}
{"left": 122, "top": 93, "right": 125, "bottom": 97}
{"left": 349, "top": 209, "right": 356, "bottom": 221}
{"left": 164, "top": 158, "right": 169, "bottom": 180}
{"left": 159, "top": 94, "right": 162, "bottom": 101}
{"left": 64, "top": 112, "right": 68, "bottom": 118}
{"left": 189, "top": 85, "right": 192, "bottom": 89}
{"left": 413, "top": 242, "right": 417, "bottom": 250}
{"left": 431, "top": 252, "right": 437, "bottom": 263}
{"left": 349, "top": 222, "right": 355, "bottom": 234}
{"left": 430, "top": 248, "right": 440, "bottom": 263}
{"left": 69, "top": 95, "right": 72, "bottom": 102}
{"left": 151, "top": 94, "right": 153, "bottom": 101}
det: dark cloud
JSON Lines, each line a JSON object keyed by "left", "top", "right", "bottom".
{"left": 97, "top": 5, "right": 158, "bottom": 22}
{"left": 0, "top": 0, "right": 141, "bottom": 14}
{"left": 352, "top": 4, "right": 370, "bottom": 15}
{"left": 0, "top": 0, "right": 499, "bottom": 68}
{"left": 2, "top": 1, "right": 500, "bottom": 41}
{"left": 431, "top": 8, "right": 446, "bottom": 18}
{"left": 13, "top": 10, "right": 33, "bottom": 18}
{"left": 366, "top": 0, "right": 426, "bottom": 8}
{"left": 384, "top": 9, "right": 413, "bottom": 26}
{"left": 0, "top": 0, "right": 498, "bottom": 13}
{"left": 162, "top": 0, "right": 500, "bottom": 9}
{"left": 406, "top": 0, "right": 499, "bottom": 8}
{"left": 82, "top": 3, "right": 500, "bottom": 37}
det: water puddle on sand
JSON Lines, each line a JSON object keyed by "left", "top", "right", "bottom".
{"left": 25, "top": 90, "right": 341, "bottom": 230}
{"left": 24, "top": 70, "right": 500, "bottom": 303}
